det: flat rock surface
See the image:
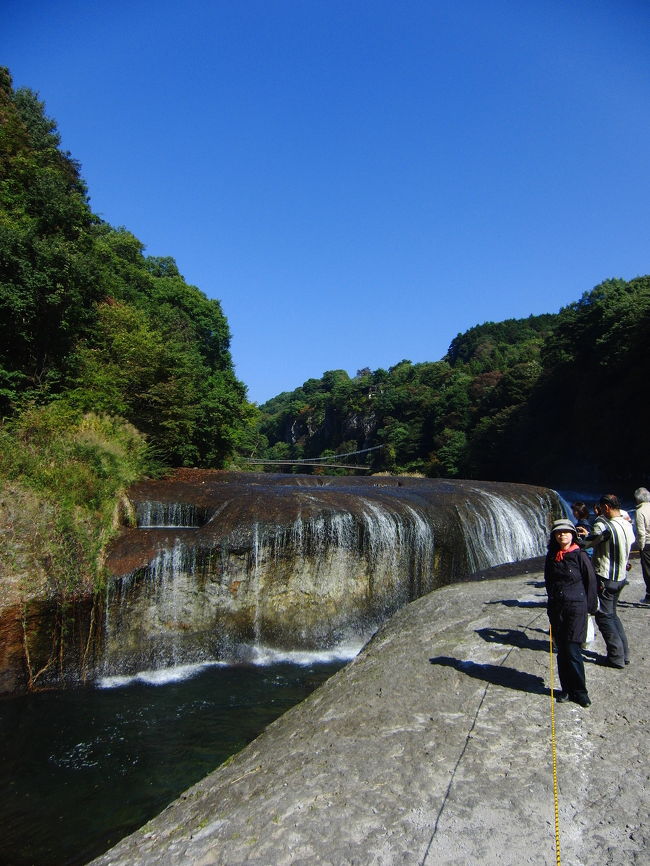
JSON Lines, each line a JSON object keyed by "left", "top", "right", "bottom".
{"left": 90, "top": 556, "right": 649, "bottom": 866}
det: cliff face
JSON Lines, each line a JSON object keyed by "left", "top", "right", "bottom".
{"left": 0, "top": 486, "right": 99, "bottom": 693}
{"left": 0, "top": 470, "right": 561, "bottom": 693}
{"left": 0, "top": 597, "right": 100, "bottom": 693}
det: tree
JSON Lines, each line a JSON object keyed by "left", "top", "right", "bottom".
{"left": 0, "top": 66, "right": 252, "bottom": 468}
{"left": 0, "top": 70, "right": 102, "bottom": 411}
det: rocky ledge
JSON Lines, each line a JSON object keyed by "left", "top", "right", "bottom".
{"left": 90, "top": 556, "right": 649, "bottom": 866}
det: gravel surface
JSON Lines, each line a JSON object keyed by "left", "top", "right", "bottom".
{"left": 90, "top": 555, "right": 649, "bottom": 866}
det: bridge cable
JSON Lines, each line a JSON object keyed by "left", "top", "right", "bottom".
{"left": 242, "top": 444, "right": 385, "bottom": 465}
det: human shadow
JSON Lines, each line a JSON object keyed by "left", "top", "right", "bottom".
{"left": 618, "top": 599, "right": 650, "bottom": 609}
{"left": 429, "top": 656, "right": 548, "bottom": 696}
{"left": 581, "top": 648, "right": 606, "bottom": 664}
{"left": 526, "top": 625, "right": 551, "bottom": 636}
{"left": 476, "top": 627, "right": 549, "bottom": 653}
{"left": 484, "top": 598, "right": 547, "bottom": 608}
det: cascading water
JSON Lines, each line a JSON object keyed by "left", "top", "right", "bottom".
{"left": 459, "top": 487, "right": 551, "bottom": 573}
{"left": 0, "top": 471, "right": 562, "bottom": 693}
{"left": 135, "top": 500, "right": 211, "bottom": 528}
{"left": 251, "top": 522, "right": 262, "bottom": 644}
{"left": 94, "top": 472, "right": 562, "bottom": 681}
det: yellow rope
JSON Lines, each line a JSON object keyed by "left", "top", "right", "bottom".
{"left": 549, "top": 623, "right": 562, "bottom": 866}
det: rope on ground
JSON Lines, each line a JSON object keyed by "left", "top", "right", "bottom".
{"left": 549, "top": 623, "right": 562, "bottom": 866}
{"left": 420, "top": 610, "right": 546, "bottom": 866}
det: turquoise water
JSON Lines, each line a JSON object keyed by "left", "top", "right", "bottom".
{"left": 0, "top": 656, "right": 349, "bottom": 866}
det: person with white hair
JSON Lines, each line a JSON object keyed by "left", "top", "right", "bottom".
{"left": 634, "top": 487, "right": 650, "bottom": 604}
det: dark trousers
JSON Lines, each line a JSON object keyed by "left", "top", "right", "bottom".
{"left": 595, "top": 583, "right": 628, "bottom": 666}
{"left": 640, "top": 545, "right": 650, "bottom": 596}
{"left": 549, "top": 603, "right": 589, "bottom": 700}
{"left": 555, "top": 638, "right": 588, "bottom": 701}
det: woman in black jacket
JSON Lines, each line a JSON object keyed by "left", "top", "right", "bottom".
{"left": 544, "top": 518, "right": 598, "bottom": 707}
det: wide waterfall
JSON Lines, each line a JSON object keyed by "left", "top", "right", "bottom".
{"left": 96, "top": 471, "right": 560, "bottom": 681}
{"left": 0, "top": 471, "right": 562, "bottom": 692}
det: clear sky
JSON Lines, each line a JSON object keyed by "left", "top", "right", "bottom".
{"left": 3, "top": 0, "right": 649, "bottom": 404}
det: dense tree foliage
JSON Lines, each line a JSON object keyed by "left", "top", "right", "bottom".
{"left": 257, "top": 315, "right": 554, "bottom": 479}
{"left": 0, "top": 67, "right": 253, "bottom": 467}
{"left": 521, "top": 276, "right": 650, "bottom": 483}
{"left": 1, "top": 65, "right": 647, "bottom": 495}
{"left": 258, "top": 287, "right": 648, "bottom": 486}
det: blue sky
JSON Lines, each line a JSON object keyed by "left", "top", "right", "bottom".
{"left": 3, "top": 0, "right": 649, "bottom": 404}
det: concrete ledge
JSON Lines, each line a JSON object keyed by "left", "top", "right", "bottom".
{"left": 90, "top": 558, "right": 649, "bottom": 865}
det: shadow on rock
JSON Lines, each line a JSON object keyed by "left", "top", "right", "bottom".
{"left": 429, "top": 656, "right": 548, "bottom": 695}
{"left": 484, "top": 598, "right": 547, "bottom": 608}
{"left": 527, "top": 625, "right": 552, "bottom": 637}
{"left": 582, "top": 649, "right": 605, "bottom": 664}
{"left": 476, "top": 627, "right": 549, "bottom": 653}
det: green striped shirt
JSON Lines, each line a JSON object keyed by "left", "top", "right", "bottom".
{"left": 591, "top": 515, "right": 635, "bottom": 582}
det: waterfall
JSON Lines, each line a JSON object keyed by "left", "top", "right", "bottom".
{"left": 103, "top": 537, "right": 201, "bottom": 674}
{"left": 459, "top": 487, "right": 551, "bottom": 573}
{"left": 0, "top": 473, "right": 563, "bottom": 691}
{"left": 136, "top": 501, "right": 206, "bottom": 528}
{"left": 97, "top": 476, "right": 558, "bottom": 678}
{"left": 251, "top": 522, "right": 262, "bottom": 644}
{"left": 46, "top": 473, "right": 563, "bottom": 684}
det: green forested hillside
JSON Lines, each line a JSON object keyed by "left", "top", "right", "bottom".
{"left": 257, "top": 280, "right": 650, "bottom": 486}
{"left": 256, "top": 314, "right": 556, "bottom": 478}
{"left": 0, "top": 67, "right": 255, "bottom": 594}
{"left": 1, "top": 61, "right": 648, "bottom": 600}
{"left": 0, "top": 67, "right": 254, "bottom": 468}
{"left": 520, "top": 276, "right": 650, "bottom": 483}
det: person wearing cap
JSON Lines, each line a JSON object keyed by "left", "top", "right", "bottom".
{"left": 634, "top": 487, "right": 650, "bottom": 603}
{"left": 544, "top": 518, "right": 598, "bottom": 706}
{"left": 576, "top": 494, "right": 635, "bottom": 668}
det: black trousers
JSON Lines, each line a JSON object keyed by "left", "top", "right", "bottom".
{"left": 595, "top": 582, "right": 628, "bottom": 666}
{"left": 555, "top": 638, "right": 588, "bottom": 700}
{"left": 549, "top": 603, "right": 588, "bottom": 700}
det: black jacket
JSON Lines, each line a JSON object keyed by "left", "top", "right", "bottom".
{"left": 544, "top": 547, "right": 598, "bottom": 615}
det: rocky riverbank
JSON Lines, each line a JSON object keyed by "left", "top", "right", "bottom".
{"left": 90, "top": 555, "right": 649, "bottom": 865}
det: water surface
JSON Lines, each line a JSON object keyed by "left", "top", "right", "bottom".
{"left": 1, "top": 654, "right": 350, "bottom": 866}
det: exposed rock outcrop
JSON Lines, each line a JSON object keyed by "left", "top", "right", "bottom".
{"left": 89, "top": 556, "right": 650, "bottom": 866}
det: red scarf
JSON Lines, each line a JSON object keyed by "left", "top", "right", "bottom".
{"left": 555, "top": 542, "right": 579, "bottom": 562}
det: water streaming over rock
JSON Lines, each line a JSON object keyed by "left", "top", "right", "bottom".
{"left": 136, "top": 501, "right": 209, "bottom": 529}
{"left": 460, "top": 486, "right": 551, "bottom": 572}
{"left": 1, "top": 471, "right": 563, "bottom": 692}
{"left": 95, "top": 471, "right": 561, "bottom": 680}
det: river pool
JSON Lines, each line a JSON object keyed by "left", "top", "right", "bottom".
{"left": 0, "top": 653, "right": 352, "bottom": 866}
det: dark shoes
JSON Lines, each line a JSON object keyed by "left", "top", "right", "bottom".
{"left": 641, "top": 595, "right": 650, "bottom": 605}
{"left": 556, "top": 690, "right": 590, "bottom": 707}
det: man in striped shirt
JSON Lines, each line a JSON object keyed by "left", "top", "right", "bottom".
{"left": 577, "top": 494, "right": 635, "bottom": 668}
